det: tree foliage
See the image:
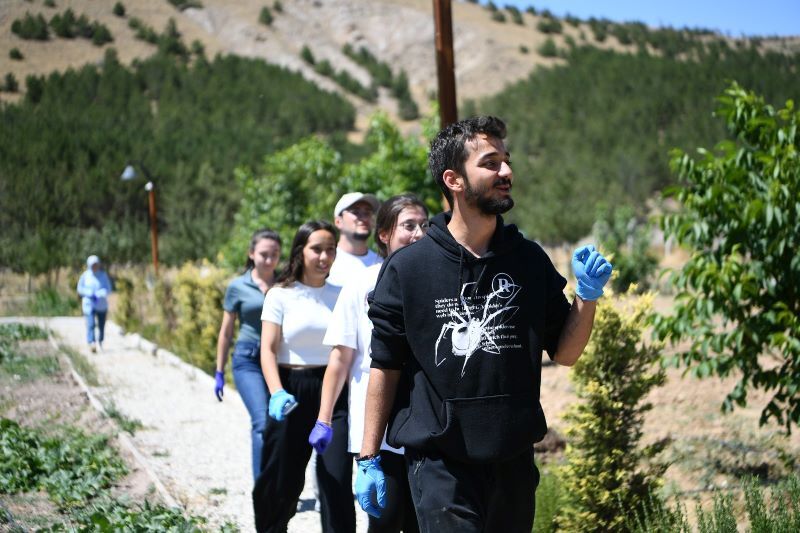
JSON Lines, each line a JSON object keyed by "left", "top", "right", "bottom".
{"left": 468, "top": 45, "right": 799, "bottom": 244}
{"left": 653, "top": 82, "right": 800, "bottom": 431}
{"left": 557, "top": 295, "right": 667, "bottom": 532}
{"left": 221, "top": 113, "right": 439, "bottom": 267}
{"left": 0, "top": 49, "right": 355, "bottom": 273}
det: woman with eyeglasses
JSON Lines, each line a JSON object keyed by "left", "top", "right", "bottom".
{"left": 309, "top": 194, "right": 429, "bottom": 533}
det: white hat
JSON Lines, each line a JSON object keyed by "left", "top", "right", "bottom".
{"left": 86, "top": 255, "right": 100, "bottom": 268}
{"left": 333, "top": 192, "right": 380, "bottom": 219}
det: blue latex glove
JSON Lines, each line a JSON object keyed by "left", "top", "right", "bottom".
{"left": 355, "top": 455, "right": 386, "bottom": 518}
{"left": 572, "top": 245, "right": 613, "bottom": 301}
{"left": 268, "top": 389, "right": 297, "bottom": 421}
{"left": 308, "top": 420, "right": 333, "bottom": 454}
{"left": 214, "top": 371, "right": 224, "bottom": 401}
{"left": 95, "top": 288, "right": 108, "bottom": 298}
{"left": 90, "top": 294, "right": 98, "bottom": 303}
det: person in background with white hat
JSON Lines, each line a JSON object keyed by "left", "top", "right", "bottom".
{"left": 77, "top": 255, "right": 112, "bottom": 352}
{"left": 327, "top": 192, "right": 382, "bottom": 288}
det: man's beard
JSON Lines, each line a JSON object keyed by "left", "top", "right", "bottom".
{"left": 464, "top": 176, "right": 514, "bottom": 215}
{"left": 347, "top": 230, "right": 371, "bottom": 242}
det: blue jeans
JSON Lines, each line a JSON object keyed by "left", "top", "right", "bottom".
{"left": 232, "top": 340, "right": 269, "bottom": 480}
{"left": 85, "top": 310, "right": 107, "bottom": 345}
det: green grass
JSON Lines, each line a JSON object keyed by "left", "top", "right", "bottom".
{"left": 0, "top": 323, "right": 58, "bottom": 381}
{"left": 533, "top": 464, "right": 563, "bottom": 532}
{"left": 24, "top": 288, "right": 79, "bottom": 317}
{"left": 103, "top": 401, "right": 143, "bottom": 435}
{"left": 58, "top": 343, "right": 99, "bottom": 386}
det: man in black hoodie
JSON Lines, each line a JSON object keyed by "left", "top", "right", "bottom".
{"left": 355, "top": 116, "right": 612, "bottom": 532}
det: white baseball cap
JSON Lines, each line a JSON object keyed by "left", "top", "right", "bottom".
{"left": 333, "top": 192, "right": 380, "bottom": 219}
{"left": 86, "top": 255, "right": 100, "bottom": 268}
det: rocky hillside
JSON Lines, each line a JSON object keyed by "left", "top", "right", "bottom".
{"left": 2, "top": 0, "right": 798, "bottom": 130}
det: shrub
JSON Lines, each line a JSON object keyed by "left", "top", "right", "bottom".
{"left": 11, "top": 12, "right": 50, "bottom": 41}
{"left": 654, "top": 82, "right": 800, "bottom": 431}
{"left": 44, "top": 0, "right": 56, "bottom": 7}
{"left": 259, "top": 6, "right": 273, "bottom": 26}
{"left": 314, "top": 59, "right": 334, "bottom": 76}
{"left": 168, "top": 0, "right": 203, "bottom": 10}
{"left": 113, "top": 2, "right": 125, "bottom": 17}
{"left": 565, "top": 14, "right": 581, "bottom": 27}
{"left": 506, "top": 5, "right": 523, "bottom": 25}
{"left": 537, "top": 17, "right": 563, "bottom": 34}
{"left": 300, "top": 44, "right": 315, "bottom": 65}
{"left": 557, "top": 294, "right": 667, "bottom": 532}
{"left": 272, "top": 1, "right": 283, "bottom": 13}
{"left": 3, "top": 73, "right": 19, "bottom": 93}
{"left": 538, "top": 38, "right": 558, "bottom": 57}
{"left": 491, "top": 11, "right": 506, "bottom": 23}
{"left": 91, "top": 23, "right": 113, "bottom": 46}
{"left": 172, "top": 262, "right": 228, "bottom": 374}
{"left": 519, "top": 45, "right": 529, "bottom": 54}
{"left": 9, "top": 48, "right": 24, "bottom": 60}
{"left": 627, "top": 476, "right": 800, "bottom": 532}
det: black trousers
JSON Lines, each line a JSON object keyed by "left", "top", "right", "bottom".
{"left": 405, "top": 448, "right": 538, "bottom": 533}
{"left": 367, "top": 451, "right": 419, "bottom": 533}
{"left": 253, "top": 366, "right": 355, "bottom": 533}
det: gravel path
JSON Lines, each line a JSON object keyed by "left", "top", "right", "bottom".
{"left": 39, "top": 317, "right": 368, "bottom": 532}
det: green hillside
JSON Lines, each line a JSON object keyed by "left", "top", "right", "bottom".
{"left": 0, "top": 48, "right": 355, "bottom": 273}
{"left": 465, "top": 44, "right": 799, "bottom": 243}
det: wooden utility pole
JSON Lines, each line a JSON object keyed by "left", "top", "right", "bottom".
{"left": 145, "top": 181, "right": 159, "bottom": 275}
{"left": 433, "top": 0, "right": 457, "bottom": 127}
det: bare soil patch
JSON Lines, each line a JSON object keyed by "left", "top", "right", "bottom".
{"left": 0, "top": 336, "right": 158, "bottom": 529}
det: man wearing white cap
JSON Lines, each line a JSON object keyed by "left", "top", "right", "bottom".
{"left": 327, "top": 192, "right": 382, "bottom": 288}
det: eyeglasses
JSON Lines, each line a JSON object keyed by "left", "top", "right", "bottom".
{"left": 398, "top": 221, "right": 430, "bottom": 234}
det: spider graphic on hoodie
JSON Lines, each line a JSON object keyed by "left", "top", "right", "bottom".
{"left": 434, "top": 273, "right": 521, "bottom": 377}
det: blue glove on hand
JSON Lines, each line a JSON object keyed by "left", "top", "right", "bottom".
{"left": 214, "top": 371, "right": 224, "bottom": 401}
{"left": 572, "top": 245, "right": 613, "bottom": 301}
{"left": 355, "top": 455, "right": 386, "bottom": 518}
{"left": 268, "top": 389, "right": 297, "bottom": 421}
{"left": 308, "top": 420, "right": 333, "bottom": 454}
{"left": 95, "top": 289, "right": 108, "bottom": 298}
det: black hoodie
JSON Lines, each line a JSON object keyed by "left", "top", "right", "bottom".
{"left": 368, "top": 212, "right": 571, "bottom": 463}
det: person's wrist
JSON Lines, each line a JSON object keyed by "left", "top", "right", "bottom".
{"left": 215, "top": 370, "right": 224, "bottom": 376}
{"left": 317, "top": 418, "right": 332, "bottom": 426}
{"left": 355, "top": 452, "right": 380, "bottom": 463}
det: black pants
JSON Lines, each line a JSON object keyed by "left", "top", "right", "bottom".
{"left": 253, "top": 366, "right": 355, "bottom": 533}
{"left": 367, "top": 451, "right": 419, "bottom": 533}
{"left": 405, "top": 448, "right": 538, "bottom": 533}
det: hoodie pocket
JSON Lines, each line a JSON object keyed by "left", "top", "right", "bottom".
{"left": 430, "top": 394, "right": 546, "bottom": 463}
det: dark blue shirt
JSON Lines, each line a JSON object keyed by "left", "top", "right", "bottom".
{"left": 223, "top": 270, "right": 267, "bottom": 344}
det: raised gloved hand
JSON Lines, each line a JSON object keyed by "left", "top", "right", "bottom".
{"left": 308, "top": 420, "right": 333, "bottom": 454}
{"left": 572, "top": 245, "right": 613, "bottom": 301}
{"left": 355, "top": 455, "right": 386, "bottom": 518}
{"left": 268, "top": 389, "right": 297, "bottom": 421}
{"left": 214, "top": 371, "right": 225, "bottom": 401}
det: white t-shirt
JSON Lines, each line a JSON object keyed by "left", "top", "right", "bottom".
{"left": 261, "top": 281, "right": 341, "bottom": 366}
{"left": 323, "top": 264, "right": 401, "bottom": 454}
{"left": 327, "top": 248, "right": 382, "bottom": 288}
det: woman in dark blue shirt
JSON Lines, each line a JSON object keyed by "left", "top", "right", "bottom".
{"left": 214, "top": 228, "right": 282, "bottom": 479}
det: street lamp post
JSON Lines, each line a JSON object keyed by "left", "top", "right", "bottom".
{"left": 120, "top": 162, "right": 159, "bottom": 275}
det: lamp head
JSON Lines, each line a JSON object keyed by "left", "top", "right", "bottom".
{"left": 120, "top": 165, "right": 137, "bottom": 181}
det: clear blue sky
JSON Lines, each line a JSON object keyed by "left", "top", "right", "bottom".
{"left": 497, "top": 0, "right": 799, "bottom": 37}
